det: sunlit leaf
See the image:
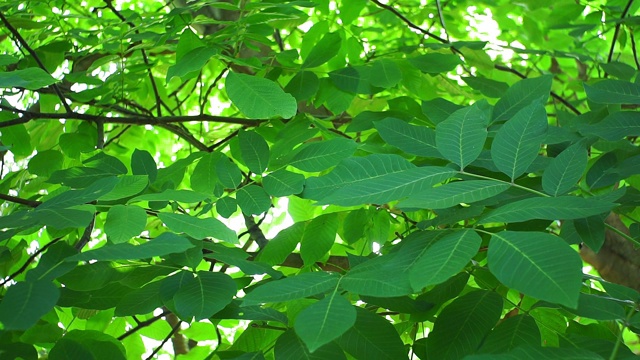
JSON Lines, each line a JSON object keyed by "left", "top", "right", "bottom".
{"left": 104, "top": 205, "right": 147, "bottom": 244}
{"left": 67, "top": 232, "right": 196, "bottom": 261}
{"left": 158, "top": 212, "right": 238, "bottom": 244}
{"left": 584, "top": 79, "right": 640, "bottom": 104}
{"left": 242, "top": 272, "right": 340, "bottom": 306}
{"left": 290, "top": 138, "right": 359, "bottom": 172}
{"left": 398, "top": 180, "right": 510, "bottom": 210}
{"left": 302, "top": 32, "right": 342, "bottom": 69}
{"left": 493, "top": 75, "right": 553, "bottom": 123}
{"left": 294, "top": 294, "right": 356, "bottom": 352}
{"left": 0, "top": 67, "right": 58, "bottom": 90}
{"left": 174, "top": 271, "right": 237, "bottom": 321}
{"left": 226, "top": 72, "right": 297, "bottom": 119}
{"left": 542, "top": 143, "right": 588, "bottom": 196}
{"left": 436, "top": 102, "right": 489, "bottom": 169}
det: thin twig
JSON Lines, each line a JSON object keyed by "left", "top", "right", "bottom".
{"left": 435, "top": 0, "right": 450, "bottom": 43}
{"left": 606, "top": 0, "right": 635, "bottom": 65}
{"left": 0, "top": 237, "right": 63, "bottom": 287}
{"left": 144, "top": 321, "right": 182, "bottom": 360}
{"left": 369, "top": 0, "right": 448, "bottom": 44}
{"left": 0, "top": 193, "right": 42, "bottom": 207}
{"left": 0, "top": 11, "right": 73, "bottom": 113}
{"left": 118, "top": 310, "right": 170, "bottom": 340}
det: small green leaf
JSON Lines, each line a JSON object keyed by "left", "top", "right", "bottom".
{"left": 542, "top": 144, "right": 588, "bottom": 196}
{"left": 493, "top": 75, "right": 553, "bottom": 123}
{"left": 28, "top": 150, "right": 64, "bottom": 177}
{"left": 584, "top": 79, "right": 640, "bottom": 104}
{"left": 67, "top": 232, "right": 195, "bottom": 261}
{"left": 131, "top": 149, "right": 157, "bottom": 183}
{"left": 239, "top": 131, "right": 270, "bottom": 174}
{"left": 479, "top": 196, "right": 614, "bottom": 224}
{"left": 158, "top": 212, "right": 238, "bottom": 244}
{"left": 300, "top": 213, "right": 338, "bottom": 266}
{"left": 216, "top": 197, "right": 238, "bottom": 218}
{"left": 408, "top": 53, "right": 463, "bottom": 74}
{"left": 302, "top": 32, "right": 342, "bottom": 69}
{"left": 257, "top": 222, "right": 305, "bottom": 266}
{"left": 216, "top": 156, "right": 242, "bottom": 189}
{"left": 436, "top": 102, "right": 489, "bottom": 170}
{"left": 479, "top": 315, "right": 541, "bottom": 353}
{"left": 580, "top": 111, "right": 640, "bottom": 140}
{"left": 174, "top": 271, "right": 237, "bottom": 321}
{"left": 237, "top": 185, "right": 271, "bottom": 215}
{"left": 285, "top": 71, "right": 320, "bottom": 101}
{"left": 488, "top": 231, "right": 582, "bottom": 308}
{"left": 263, "top": 170, "right": 305, "bottom": 197}
{"left": 104, "top": 205, "right": 147, "bottom": 244}
{"left": 167, "top": 46, "right": 218, "bottom": 81}
{"left": 0, "top": 280, "right": 60, "bottom": 330}
{"left": 290, "top": 138, "right": 359, "bottom": 172}
{"left": 0, "top": 68, "right": 58, "bottom": 90}
{"left": 242, "top": 272, "right": 340, "bottom": 306}
{"left": 191, "top": 152, "right": 222, "bottom": 194}
{"left": 398, "top": 180, "right": 510, "bottom": 210}
{"left": 99, "top": 175, "right": 148, "bottom": 201}
{"left": 491, "top": 101, "right": 548, "bottom": 180}
{"left": 226, "top": 72, "right": 297, "bottom": 119}
{"left": 32, "top": 208, "right": 94, "bottom": 229}
{"left": 462, "top": 76, "right": 509, "bottom": 98}
{"left": 294, "top": 294, "right": 356, "bottom": 353}
{"left": 375, "top": 117, "right": 440, "bottom": 158}
{"left": 370, "top": 59, "right": 402, "bottom": 88}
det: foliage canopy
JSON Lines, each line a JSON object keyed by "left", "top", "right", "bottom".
{"left": 1, "top": 0, "right": 640, "bottom": 359}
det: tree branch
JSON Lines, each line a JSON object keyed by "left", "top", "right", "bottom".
{"left": 0, "top": 193, "right": 42, "bottom": 208}
{"left": 369, "top": 0, "right": 448, "bottom": 44}
{"left": 607, "top": 0, "right": 635, "bottom": 65}
{"left": 0, "top": 237, "right": 63, "bottom": 287}
{"left": 118, "top": 310, "right": 170, "bottom": 341}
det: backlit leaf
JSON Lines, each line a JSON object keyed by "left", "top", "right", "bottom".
{"left": 174, "top": 271, "right": 237, "bottom": 321}
{"left": 290, "top": 138, "right": 359, "bottom": 172}
{"left": 242, "top": 272, "right": 340, "bottom": 306}
{"left": 226, "top": 72, "right": 297, "bottom": 119}
{"left": 436, "top": 102, "right": 489, "bottom": 170}
{"left": 239, "top": 130, "right": 270, "bottom": 174}
{"left": 493, "top": 75, "right": 553, "bottom": 123}
{"left": 294, "top": 294, "right": 356, "bottom": 352}
{"left": 67, "top": 232, "right": 195, "bottom": 261}
{"left": 542, "top": 144, "right": 588, "bottom": 196}
{"left": 398, "top": 180, "right": 510, "bottom": 210}
{"left": 104, "top": 205, "right": 147, "bottom": 244}
{"left": 158, "top": 212, "right": 238, "bottom": 244}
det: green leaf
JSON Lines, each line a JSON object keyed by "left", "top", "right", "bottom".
{"left": 425, "top": 291, "right": 502, "bottom": 359}
{"left": 584, "top": 79, "right": 640, "bottom": 104}
{"left": 493, "top": 75, "right": 553, "bottom": 123}
{"left": 84, "top": 152, "right": 128, "bottom": 175}
{"left": 275, "top": 329, "right": 346, "bottom": 360}
{"left": 462, "top": 76, "right": 509, "bottom": 98}
{"left": 370, "top": 59, "right": 402, "bottom": 88}
{"left": 488, "top": 231, "right": 582, "bottom": 308}
{"left": 0, "top": 280, "right": 59, "bottom": 330}
{"left": 571, "top": 293, "right": 626, "bottom": 320}
{"left": 25, "top": 242, "right": 76, "bottom": 282}
{"left": 129, "top": 189, "right": 210, "bottom": 203}
{"left": 542, "top": 144, "right": 588, "bottom": 196}
{"left": 67, "top": 232, "right": 195, "bottom": 261}
{"left": 257, "top": 222, "right": 305, "bottom": 266}
{"left": 0, "top": 67, "right": 58, "bottom": 90}
{"left": 217, "top": 156, "right": 243, "bottom": 189}
{"left": 38, "top": 176, "right": 119, "bottom": 210}
{"left": 115, "top": 280, "right": 163, "bottom": 316}
{"left": 166, "top": 46, "right": 218, "bottom": 81}
{"left": 466, "top": 346, "right": 602, "bottom": 360}
{"left": 479, "top": 315, "right": 540, "bottom": 354}
{"left": 290, "top": 138, "right": 359, "bottom": 172}
{"left": 158, "top": 212, "right": 238, "bottom": 244}
{"left": 28, "top": 150, "right": 64, "bottom": 177}
{"left": 217, "top": 197, "right": 238, "bottom": 218}
{"left": 479, "top": 196, "right": 614, "bottom": 224}
{"left": 294, "top": 294, "right": 356, "bottom": 353}
{"left": 436, "top": 102, "right": 489, "bottom": 170}
{"left": 226, "top": 72, "right": 297, "bottom": 119}
{"left": 285, "top": 71, "right": 320, "bottom": 101}
{"left": 236, "top": 185, "right": 271, "bottom": 215}
{"left": 263, "top": 170, "right": 305, "bottom": 197}
{"left": 491, "top": 101, "right": 548, "bottom": 180}
{"left": 190, "top": 152, "right": 222, "bottom": 194}
{"left": 337, "top": 307, "right": 407, "bottom": 360}
{"left": 242, "top": 272, "right": 340, "bottom": 306}
{"left": 408, "top": 53, "right": 463, "bottom": 74}
{"left": 580, "top": 111, "right": 640, "bottom": 140}
{"left": 104, "top": 205, "right": 147, "bottom": 244}
{"left": 49, "top": 330, "right": 126, "bottom": 360}
{"left": 302, "top": 32, "right": 342, "bottom": 69}
{"left": 409, "top": 229, "right": 481, "bottom": 291}
{"left": 32, "top": 208, "right": 94, "bottom": 229}
{"left": 99, "top": 175, "right": 148, "bottom": 201}
{"left": 131, "top": 149, "right": 157, "bottom": 183}
{"left": 239, "top": 130, "right": 270, "bottom": 174}
{"left": 300, "top": 213, "right": 338, "bottom": 265}
{"left": 375, "top": 117, "right": 440, "bottom": 157}
{"left": 398, "top": 180, "right": 510, "bottom": 210}
{"left": 306, "top": 154, "right": 455, "bottom": 206}
{"left": 174, "top": 271, "right": 237, "bottom": 321}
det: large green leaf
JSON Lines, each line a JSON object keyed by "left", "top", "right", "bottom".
{"left": 158, "top": 212, "right": 238, "bottom": 244}
{"left": 131, "top": 148, "right": 157, "bottom": 183}
{"left": 216, "top": 156, "right": 243, "bottom": 189}
{"left": 408, "top": 53, "right": 463, "bottom": 74}
{"left": 98, "top": 175, "right": 148, "bottom": 201}
{"left": 290, "top": 138, "right": 359, "bottom": 172}
{"left": 580, "top": 111, "right": 640, "bottom": 140}
{"left": 542, "top": 143, "right": 588, "bottom": 196}
{"left": 242, "top": 272, "right": 340, "bottom": 306}
{"left": 285, "top": 71, "right": 320, "bottom": 101}
{"left": 226, "top": 72, "right": 297, "bottom": 119}
{"left": 37, "top": 176, "right": 119, "bottom": 210}
{"left": 337, "top": 307, "right": 408, "bottom": 360}
{"left": 375, "top": 117, "right": 440, "bottom": 157}
{"left": 409, "top": 229, "right": 481, "bottom": 291}
{"left": 67, "top": 232, "right": 195, "bottom": 261}
{"left": 257, "top": 222, "right": 305, "bottom": 266}
{"left": 294, "top": 293, "right": 356, "bottom": 353}
{"left": 488, "top": 231, "right": 582, "bottom": 308}
{"left": 584, "top": 79, "right": 640, "bottom": 104}
{"left": 239, "top": 130, "right": 270, "bottom": 174}
{"left": 263, "top": 169, "right": 305, "bottom": 197}
{"left": 571, "top": 293, "right": 626, "bottom": 320}
{"left": 492, "top": 75, "right": 553, "bottom": 122}
{"left": 491, "top": 101, "right": 548, "bottom": 180}
{"left": 0, "top": 67, "right": 58, "bottom": 90}
{"left": 370, "top": 59, "right": 402, "bottom": 88}
{"left": 190, "top": 152, "right": 222, "bottom": 194}
{"left": 0, "top": 280, "right": 60, "bottom": 330}
{"left": 478, "top": 315, "right": 541, "bottom": 354}
{"left": 425, "top": 290, "right": 502, "bottom": 360}
{"left": 300, "top": 213, "right": 338, "bottom": 265}
{"left": 398, "top": 180, "right": 510, "bottom": 210}
{"left": 302, "top": 32, "right": 342, "bottom": 69}
{"left": 32, "top": 208, "right": 94, "bottom": 229}
{"left": 173, "top": 271, "right": 237, "bottom": 321}
{"left": 274, "top": 330, "right": 347, "bottom": 360}
{"left": 166, "top": 46, "right": 218, "bottom": 81}
{"left": 305, "top": 154, "right": 455, "bottom": 206}
{"left": 236, "top": 185, "right": 271, "bottom": 215}
{"left": 104, "top": 205, "right": 147, "bottom": 244}
{"left": 479, "top": 196, "right": 615, "bottom": 224}
{"left": 436, "top": 102, "right": 489, "bottom": 170}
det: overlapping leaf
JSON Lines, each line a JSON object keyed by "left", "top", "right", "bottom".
{"left": 398, "top": 180, "right": 510, "bottom": 209}
{"left": 436, "top": 102, "right": 489, "bottom": 170}
{"left": 226, "top": 72, "right": 297, "bottom": 119}
{"left": 375, "top": 117, "right": 440, "bottom": 157}
{"left": 294, "top": 294, "right": 356, "bottom": 352}
{"left": 242, "top": 272, "right": 340, "bottom": 306}
{"left": 542, "top": 144, "right": 588, "bottom": 196}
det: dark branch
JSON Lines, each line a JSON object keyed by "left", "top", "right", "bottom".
{"left": 0, "top": 237, "right": 63, "bottom": 287}
{"left": 118, "top": 310, "right": 170, "bottom": 341}
{"left": 607, "top": 0, "right": 635, "bottom": 65}
{"left": 0, "top": 193, "right": 42, "bottom": 207}
{"left": 369, "top": 0, "right": 448, "bottom": 44}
